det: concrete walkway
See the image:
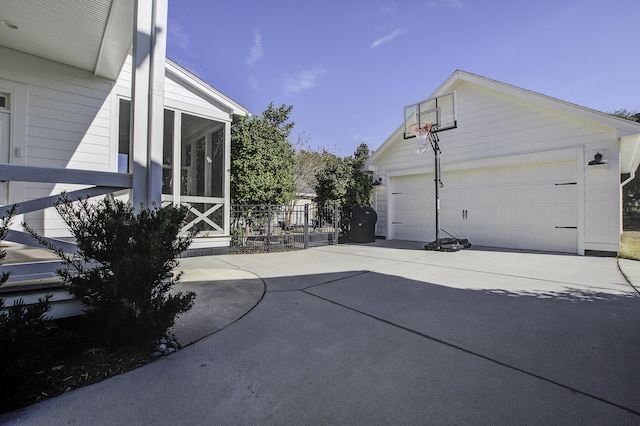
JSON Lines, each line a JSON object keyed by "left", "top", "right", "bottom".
{"left": 3, "top": 242, "right": 640, "bottom": 425}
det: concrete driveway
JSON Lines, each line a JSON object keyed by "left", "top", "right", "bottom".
{"left": 4, "top": 242, "right": 640, "bottom": 425}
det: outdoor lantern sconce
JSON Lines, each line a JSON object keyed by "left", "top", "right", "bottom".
{"left": 372, "top": 177, "right": 382, "bottom": 187}
{"left": 588, "top": 152, "right": 608, "bottom": 166}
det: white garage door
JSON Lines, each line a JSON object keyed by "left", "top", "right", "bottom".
{"left": 390, "top": 159, "right": 578, "bottom": 253}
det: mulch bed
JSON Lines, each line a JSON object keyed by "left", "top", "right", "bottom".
{"left": 0, "top": 319, "right": 158, "bottom": 414}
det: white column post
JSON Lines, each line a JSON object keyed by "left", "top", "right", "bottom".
{"left": 224, "top": 122, "right": 232, "bottom": 236}
{"left": 131, "top": 0, "right": 167, "bottom": 210}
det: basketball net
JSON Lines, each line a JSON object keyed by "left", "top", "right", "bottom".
{"left": 410, "top": 122, "right": 434, "bottom": 154}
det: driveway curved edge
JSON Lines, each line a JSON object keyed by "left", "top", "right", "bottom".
{"left": 172, "top": 268, "right": 266, "bottom": 346}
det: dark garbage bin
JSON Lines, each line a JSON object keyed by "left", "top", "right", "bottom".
{"left": 349, "top": 206, "right": 377, "bottom": 243}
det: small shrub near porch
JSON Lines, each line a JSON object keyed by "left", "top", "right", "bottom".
{"left": 26, "top": 195, "right": 196, "bottom": 347}
{"left": 0, "top": 196, "right": 197, "bottom": 412}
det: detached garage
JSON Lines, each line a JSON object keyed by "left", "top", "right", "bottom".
{"left": 366, "top": 71, "right": 640, "bottom": 255}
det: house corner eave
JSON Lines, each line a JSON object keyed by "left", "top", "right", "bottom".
{"left": 620, "top": 133, "right": 640, "bottom": 178}
{"left": 165, "top": 59, "right": 249, "bottom": 117}
{"left": 94, "top": 0, "right": 134, "bottom": 80}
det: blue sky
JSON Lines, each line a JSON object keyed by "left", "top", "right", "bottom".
{"left": 167, "top": 0, "right": 640, "bottom": 156}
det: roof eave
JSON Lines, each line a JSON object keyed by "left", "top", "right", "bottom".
{"left": 621, "top": 133, "right": 640, "bottom": 176}
{"left": 94, "top": 0, "right": 134, "bottom": 80}
{"left": 165, "top": 58, "right": 249, "bottom": 117}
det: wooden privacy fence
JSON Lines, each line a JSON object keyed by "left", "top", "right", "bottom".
{"left": 230, "top": 203, "right": 342, "bottom": 254}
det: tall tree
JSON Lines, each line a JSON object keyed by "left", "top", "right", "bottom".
{"left": 345, "top": 143, "right": 373, "bottom": 208}
{"left": 292, "top": 133, "right": 338, "bottom": 200}
{"left": 231, "top": 103, "right": 297, "bottom": 205}
{"left": 314, "top": 143, "right": 373, "bottom": 234}
{"left": 314, "top": 155, "right": 349, "bottom": 206}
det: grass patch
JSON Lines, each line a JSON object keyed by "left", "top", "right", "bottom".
{"left": 619, "top": 231, "right": 640, "bottom": 261}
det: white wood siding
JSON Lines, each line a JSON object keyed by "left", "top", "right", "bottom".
{"left": 376, "top": 83, "right": 612, "bottom": 170}
{"left": 116, "top": 56, "right": 234, "bottom": 122}
{"left": 164, "top": 75, "right": 231, "bottom": 122}
{"left": 1, "top": 47, "right": 114, "bottom": 172}
{"left": 1, "top": 46, "right": 116, "bottom": 236}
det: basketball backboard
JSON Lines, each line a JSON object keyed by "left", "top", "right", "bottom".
{"left": 404, "top": 91, "right": 456, "bottom": 139}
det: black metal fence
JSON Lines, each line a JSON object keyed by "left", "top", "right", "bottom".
{"left": 230, "top": 203, "right": 342, "bottom": 254}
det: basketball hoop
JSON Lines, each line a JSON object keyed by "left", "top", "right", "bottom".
{"left": 410, "top": 122, "right": 437, "bottom": 154}
{"left": 410, "top": 122, "right": 433, "bottom": 146}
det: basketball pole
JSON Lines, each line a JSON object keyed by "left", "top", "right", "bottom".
{"left": 431, "top": 133, "right": 442, "bottom": 251}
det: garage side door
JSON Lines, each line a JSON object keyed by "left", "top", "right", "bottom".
{"left": 513, "top": 160, "right": 578, "bottom": 252}
{"left": 389, "top": 174, "right": 433, "bottom": 241}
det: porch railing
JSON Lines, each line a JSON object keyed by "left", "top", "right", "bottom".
{"left": 161, "top": 195, "right": 225, "bottom": 236}
{"left": 230, "top": 203, "right": 342, "bottom": 254}
{"left": 0, "top": 164, "right": 132, "bottom": 282}
{"left": 0, "top": 164, "right": 133, "bottom": 251}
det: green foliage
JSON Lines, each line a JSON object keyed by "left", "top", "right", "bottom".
{"left": 231, "top": 103, "right": 297, "bottom": 205}
{"left": 624, "top": 175, "right": 640, "bottom": 230}
{"left": 0, "top": 206, "right": 56, "bottom": 410}
{"left": 0, "top": 296, "right": 55, "bottom": 407}
{"left": 26, "top": 196, "right": 196, "bottom": 346}
{"left": 314, "top": 143, "right": 373, "bottom": 234}
{"left": 345, "top": 143, "right": 373, "bottom": 208}
{"left": 613, "top": 108, "right": 640, "bottom": 229}
{"left": 314, "top": 155, "right": 350, "bottom": 205}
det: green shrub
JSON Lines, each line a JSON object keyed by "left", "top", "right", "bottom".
{"left": 26, "top": 196, "right": 196, "bottom": 347}
{"left": 0, "top": 206, "right": 55, "bottom": 410}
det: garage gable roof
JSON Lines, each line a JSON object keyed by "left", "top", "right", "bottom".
{"left": 366, "top": 70, "right": 640, "bottom": 170}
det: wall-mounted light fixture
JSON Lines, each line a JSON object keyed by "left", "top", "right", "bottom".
{"left": 588, "top": 152, "right": 608, "bottom": 166}
{"left": 372, "top": 177, "right": 382, "bottom": 187}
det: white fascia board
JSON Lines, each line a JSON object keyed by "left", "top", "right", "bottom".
{"left": 94, "top": 0, "right": 134, "bottom": 80}
{"left": 365, "top": 123, "right": 405, "bottom": 168}
{"left": 620, "top": 133, "right": 640, "bottom": 176}
{"left": 165, "top": 59, "right": 249, "bottom": 117}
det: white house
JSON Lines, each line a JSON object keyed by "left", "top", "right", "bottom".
{"left": 366, "top": 70, "right": 640, "bottom": 256}
{"left": 0, "top": 1, "right": 249, "bottom": 316}
{"left": 0, "top": 0, "right": 248, "bottom": 257}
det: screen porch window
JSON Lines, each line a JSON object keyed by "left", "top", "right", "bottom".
{"left": 173, "top": 113, "right": 225, "bottom": 235}
{"left": 119, "top": 101, "right": 226, "bottom": 236}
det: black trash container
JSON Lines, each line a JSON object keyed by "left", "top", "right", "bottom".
{"left": 349, "top": 206, "right": 377, "bottom": 243}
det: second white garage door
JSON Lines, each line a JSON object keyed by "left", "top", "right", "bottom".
{"left": 389, "top": 159, "right": 578, "bottom": 253}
